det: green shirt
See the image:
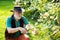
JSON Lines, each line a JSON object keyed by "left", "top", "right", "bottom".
{"left": 6, "top": 16, "right": 29, "bottom": 37}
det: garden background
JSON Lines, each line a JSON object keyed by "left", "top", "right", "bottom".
{"left": 0, "top": 0, "right": 60, "bottom": 40}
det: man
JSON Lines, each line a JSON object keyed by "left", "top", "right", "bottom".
{"left": 5, "top": 6, "right": 32, "bottom": 40}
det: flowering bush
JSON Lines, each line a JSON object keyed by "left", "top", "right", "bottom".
{"left": 15, "top": 0, "right": 60, "bottom": 40}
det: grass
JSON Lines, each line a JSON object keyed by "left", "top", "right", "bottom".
{"left": 0, "top": 1, "right": 13, "bottom": 40}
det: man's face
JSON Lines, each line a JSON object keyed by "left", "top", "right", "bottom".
{"left": 14, "top": 10, "right": 22, "bottom": 19}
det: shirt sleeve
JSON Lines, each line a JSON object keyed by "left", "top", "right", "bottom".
{"left": 6, "top": 17, "right": 11, "bottom": 28}
{"left": 22, "top": 16, "right": 29, "bottom": 25}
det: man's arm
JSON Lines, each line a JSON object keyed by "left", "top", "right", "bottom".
{"left": 7, "top": 27, "right": 20, "bottom": 33}
{"left": 7, "top": 27, "right": 27, "bottom": 34}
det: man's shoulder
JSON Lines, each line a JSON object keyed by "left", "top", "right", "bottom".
{"left": 6, "top": 16, "right": 11, "bottom": 21}
{"left": 22, "top": 16, "right": 26, "bottom": 19}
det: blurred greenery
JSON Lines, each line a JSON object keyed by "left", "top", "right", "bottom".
{"left": 0, "top": 0, "right": 60, "bottom": 40}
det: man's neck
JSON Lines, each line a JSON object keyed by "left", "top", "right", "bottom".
{"left": 14, "top": 17, "right": 19, "bottom": 21}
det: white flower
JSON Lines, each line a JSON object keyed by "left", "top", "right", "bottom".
{"left": 22, "top": 8, "right": 25, "bottom": 12}
{"left": 54, "top": 16, "right": 57, "bottom": 20}
{"left": 32, "top": 30, "right": 36, "bottom": 34}
{"left": 37, "top": 19, "right": 40, "bottom": 22}
{"left": 32, "top": 28, "right": 37, "bottom": 35}
{"left": 24, "top": 34, "right": 29, "bottom": 38}
{"left": 35, "top": 22, "right": 38, "bottom": 25}
{"left": 50, "top": 16, "right": 54, "bottom": 19}
{"left": 40, "top": 13, "right": 42, "bottom": 15}
{"left": 42, "top": 12, "right": 49, "bottom": 19}
{"left": 31, "top": 17, "right": 33, "bottom": 19}
{"left": 44, "top": 12, "right": 49, "bottom": 17}
{"left": 24, "top": 2, "right": 26, "bottom": 5}
{"left": 15, "top": 0, "right": 20, "bottom": 3}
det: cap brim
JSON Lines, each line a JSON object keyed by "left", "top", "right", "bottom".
{"left": 10, "top": 10, "right": 14, "bottom": 12}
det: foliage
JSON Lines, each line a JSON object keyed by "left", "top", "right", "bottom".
{"left": 19, "top": 0, "right": 60, "bottom": 40}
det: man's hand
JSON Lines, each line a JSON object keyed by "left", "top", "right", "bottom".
{"left": 26, "top": 24, "right": 34, "bottom": 30}
{"left": 18, "top": 27, "right": 27, "bottom": 34}
{"left": 26, "top": 24, "right": 38, "bottom": 35}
